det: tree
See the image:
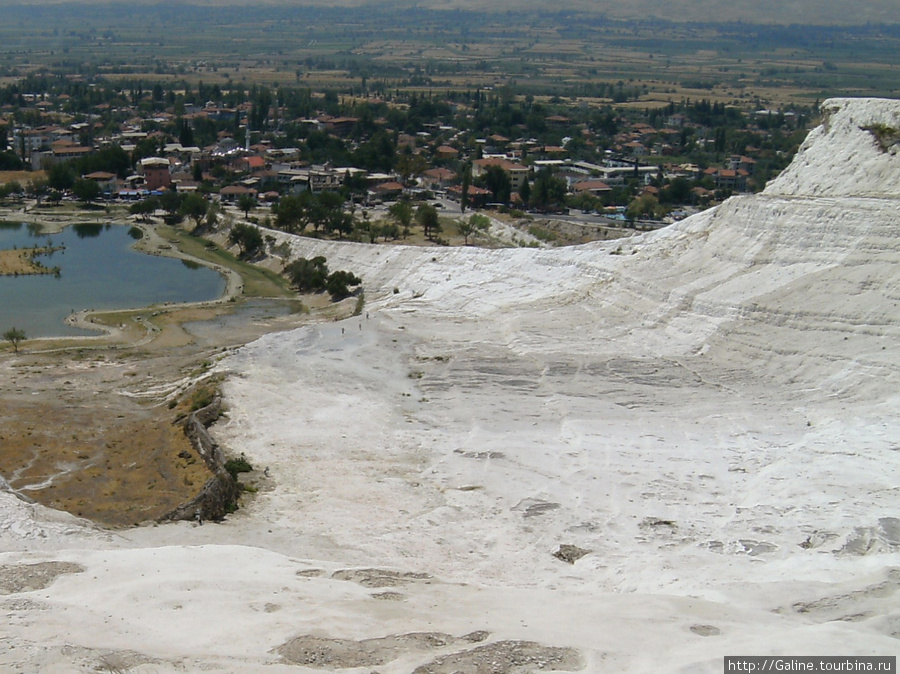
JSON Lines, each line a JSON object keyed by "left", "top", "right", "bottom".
{"left": 177, "top": 117, "right": 194, "bottom": 147}
{"left": 158, "top": 190, "right": 184, "bottom": 224}
{"left": 481, "top": 165, "right": 511, "bottom": 204}
{"left": 284, "top": 256, "right": 329, "bottom": 292}
{"left": 456, "top": 219, "right": 474, "bottom": 245}
{"left": 316, "top": 190, "right": 345, "bottom": 235}
{"left": 325, "top": 270, "right": 362, "bottom": 301}
{"left": 660, "top": 177, "right": 692, "bottom": 205}
{"left": 274, "top": 193, "right": 307, "bottom": 233}
{"left": 79, "top": 145, "right": 131, "bottom": 178}
{"left": 3, "top": 327, "right": 25, "bottom": 353}
{"left": 27, "top": 178, "right": 48, "bottom": 205}
{"left": 329, "top": 211, "right": 355, "bottom": 239}
{"left": 129, "top": 196, "right": 160, "bottom": 221}
{"left": 388, "top": 200, "right": 413, "bottom": 229}
{"left": 180, "top": 192, "right": 210, "bottom": 231}
{"left": 529, "top": 169, "right": 567, "bottom": 212}
{"left": 72, "top": 178, "right": 101, "bottom": 205}
{"left": 353, "top": 129, "right": 396, "bottom": 172}
{"left": 416, "top": 203, "right": 441, "bottom": 241}
{"left": 131, "top": 136, "right": 160, "bottom": 164}
{"left": 457, "top": 213, "right": 490, "bottom": 245}
{"left": 626, "top": 193, "right": 660, "bottom": 223}
{"left": 228, "top": 222, "right": 263, "bottom": 258}
{"left": 47, "top": 163, "right": 75, "bottom": 192}
{"left": 460, "top": 164, "right": 471, "bottom": 213}
{"left": 0, "top": 150, "right": 23, "bottom": 171}
{"left": 205, "top": 202, "right": 221, "bottom": 230}
{"left": 237, "top": 193, "right": 256, "bottom": 218}
{"left": 395, "top": 152, "right": 427, "bottom": 185}
{"left": 354, "top": 214, "right": 375, "bottom": 243}
{"left": 518, "top": 177, "right": 531, "bottom": 205}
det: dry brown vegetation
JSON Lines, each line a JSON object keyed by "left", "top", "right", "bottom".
{"left": 0, "top": 209, "right": 351, "bottom": 527}
{"left": 0, "top": 248, "right": 51, "bottom": 275}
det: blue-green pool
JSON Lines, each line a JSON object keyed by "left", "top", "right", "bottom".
{"left": 0, "top": 221, "right": 226, "bottom": 337}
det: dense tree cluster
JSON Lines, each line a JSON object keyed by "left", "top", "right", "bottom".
{"left": 284, "top": 255, "right": 362, "bottom": 301}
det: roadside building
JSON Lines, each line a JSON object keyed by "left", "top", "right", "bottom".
{"left": 140, "top": 157, "right": 172, "bottom": 191}
{"left": 472, "top": 157, "right": 529, "bottom": 191}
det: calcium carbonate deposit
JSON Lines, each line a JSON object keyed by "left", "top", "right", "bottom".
{"left": 1, "top": 98, "right": 898, "bottom": 673}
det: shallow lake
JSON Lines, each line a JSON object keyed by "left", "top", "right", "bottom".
{"left": 0, "top": 221, "right": 226, "bottom": 337}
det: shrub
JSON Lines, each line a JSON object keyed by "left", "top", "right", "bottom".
{"left": 224, "top": 457, "right": 253, "bottom": 480}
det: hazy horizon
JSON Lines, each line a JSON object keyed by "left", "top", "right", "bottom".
{"left": 0, "top": 0, "right": 897, "bottom": 27}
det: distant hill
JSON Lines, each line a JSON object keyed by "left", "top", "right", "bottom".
{"left": 0, "top": 0, "right": 896, "bottom": 27}
{"left": 398, "top": 0, "right": 900, "bottom": 26}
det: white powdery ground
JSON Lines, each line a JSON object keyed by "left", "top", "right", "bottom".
{"left": 1, "top": 98, "right": 898, "bottom": 673}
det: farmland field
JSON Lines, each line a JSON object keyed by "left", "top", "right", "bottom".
{"left": 0, "top": 4, "right": 898, "bottom": 107}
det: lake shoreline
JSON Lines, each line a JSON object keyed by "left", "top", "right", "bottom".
{"left": 0, "top": 202, "right": 245, "bottom": 344}
{"left": 0, "top": 200, "right": 359, "bottom": 527}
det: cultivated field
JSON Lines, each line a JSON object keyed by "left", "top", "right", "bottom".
{"left": 0, "top": 5, "right": 898, "bottom": 108}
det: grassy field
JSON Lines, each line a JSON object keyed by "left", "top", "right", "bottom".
{"left": 155, "top": 224, "right": 296, "bottom": 299}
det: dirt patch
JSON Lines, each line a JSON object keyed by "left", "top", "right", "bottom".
{"left": 0, "top": 561, "right": 85, "bottom": 594}
{"left": 331, "top": 568, "right": 433, "bottom": 588}
{"left": 0, "top": 171, "right": 46, "bottom": 186}
{"left": 277, "top": 631, "right": 490, "bottom": 669}
{"left": 0, "top": 373, "right": 213, "bottom": 526}
{"left": 412, "top": 640, "right": 583, "bottom": 674}
{"left": 371, "top": 591, "right": 406, "bottom": 601}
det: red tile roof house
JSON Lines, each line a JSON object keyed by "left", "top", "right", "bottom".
{"left": 318, "top": 116, "right": 358, "bottom": 137}
{"left": 82, "top": 171, "right": 118, "bottom": 194}
{"left": 729, "top": 155, "right": 757, "bottom": 174}
{"left": 421, "top": 167, "right": 457, "bottom": 191}
{"left": 219, "top": 185, "right": 258, "bottom": 203}
{"left": 446, "top": 184, "right": 492, "bottom": 208}
{"left": 434, "top": 145, "right": 459, "bottom": 160}
{"left": 623, "top": 141, "right": 648, "bottom": 157}
{"left": 540, "top": 145, "right": 568, "bottom": 157}
{"left": 370, "top": 181, "right": 405, "bottom": 200}
{"left": 51, "top": 140, "right": 94, "bottom": 162}
{"left": 241, "top": 155, "right": 267, "bottom": 172}
{"left": 545, "top": 115, "right": 570, "bottom": 126}
{"left": 472, "top": 157, "right": 529, "bottom": 191}
{"left": 705, "top": 168, "right": 749, "bottom": 191}
{"left": 571, "top": 180, "right": 612, "bottom": 197}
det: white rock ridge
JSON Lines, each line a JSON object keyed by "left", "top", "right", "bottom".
{"left": 1, "top": 98, "right": 898, "bottom": 673}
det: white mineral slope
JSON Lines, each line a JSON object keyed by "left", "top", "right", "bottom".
{"left": 1, "top": 98, "right": 899, "bottom": 673}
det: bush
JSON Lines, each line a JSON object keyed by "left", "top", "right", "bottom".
{"left": 326, "top": 270, "right": 362, "bottom": 301}
{"left": 224, "top": 457, "right": 253, "bottom": 479}
{"left": 188, "top": 384, "right": 217, "bottom": 411}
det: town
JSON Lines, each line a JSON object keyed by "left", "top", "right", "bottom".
{"left": 0, "top": 76, "right": 814, "bottom": 248}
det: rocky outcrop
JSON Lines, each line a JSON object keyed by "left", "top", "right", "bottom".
{"left": 159, "top": 398, "right": 240, "bottom": 523}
